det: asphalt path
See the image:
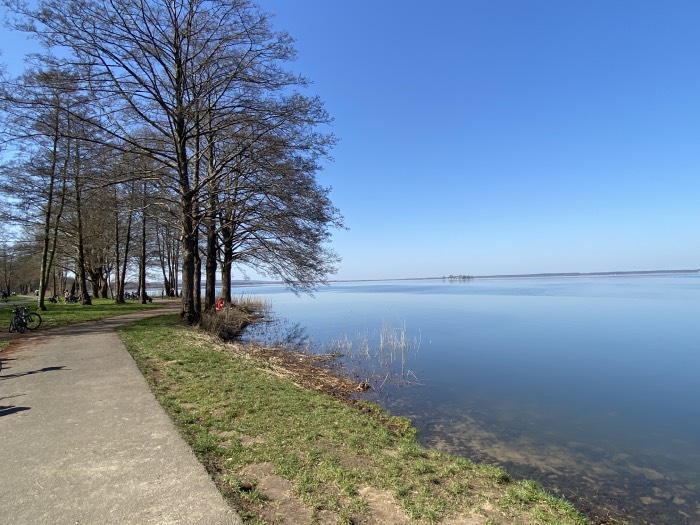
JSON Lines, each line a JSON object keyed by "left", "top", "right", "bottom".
{"left": 0, "top": 309, "right": 243, "bottom": 525}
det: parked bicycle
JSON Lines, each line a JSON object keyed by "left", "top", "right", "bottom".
{"left": 8, "top": 305, "right": 42, "bottom": 333}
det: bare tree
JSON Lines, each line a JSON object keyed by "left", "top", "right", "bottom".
{"left": 0, "top": 243, "right": 18, "bottom": 295}
{"left": 197, "top": 91, "right": 339, "bottom": 306}
{"left": 0, "top": 67, "right": 77, "bottom": 309}
{"left": 111, "top": 183, "right": 130, "bottom": 303}
{"left": 154, "top": 210, "right": 180, "bottom": 298}
{"left": 4, "top": 0, "right": 341, "bottom": 321}
{"left": 70, "top": 137, "right": 93, "bottom": 304}
{"left": 215, "top": 138, "right": 343, "bottom": 301}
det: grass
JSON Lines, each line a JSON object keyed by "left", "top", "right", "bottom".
{"left": 118, "top": 314, "right": 589, "bottom": 525}
{"left": 0, "top": 297, "right": 170, "bottom": 331}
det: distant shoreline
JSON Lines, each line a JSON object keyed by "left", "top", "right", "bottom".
{"left": 458, "top": 268, "right": 699, "bottom": 280}
{"left": 327, "top": 268, "right": 700, "bottom": 284}
{"left": 229, "top": 269, "right": 700, "bottom": 286}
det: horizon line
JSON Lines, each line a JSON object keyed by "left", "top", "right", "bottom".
{"left": 327, "top": 268, "right": 700, "bottom": 283}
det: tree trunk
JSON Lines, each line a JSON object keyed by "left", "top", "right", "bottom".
{"left": 87, "top": 267, "right": 102, "bottom": 298}
{"left": 140, "top": 182, "right": 148, "bottom": 304}
{"left": 113, "top": 185, "right": 124, "bottom": 304}
{"left": 204, "top": 186, "right": 218, "bottom": 310}
{"left": 204, "top": 226, "right": 217, "bottom": 309}
{"left": 100, "top": 272, "right": 109, "bottom": 298}
{"left": 113, "top": 182, "right": 134, "bottom": 304}
{"left": 194, "top": 248, "right": 202, "bottom": 314}
{"left": 156, "top": 223, "right": 171, "bottom": 297}
{"left": 37, "top": 108, "right": 68, "bottom": 311}
{"left": 74, "top": 157, "right": 92, "bottom": 306}
{"left": 118, "top": 209, "right": 133, "bottom": 303}
{"left": 220, "top": 225, "right": 234, "bottom": 304}
{"left": 179, "top": 189, "right": 198, "bottom": 323}
{"left": 180, "top": 224, "right": 198, "bottom": 323}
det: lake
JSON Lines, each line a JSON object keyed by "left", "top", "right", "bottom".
{"left": 239, "top": 274, "right": 700, "bottom": 524}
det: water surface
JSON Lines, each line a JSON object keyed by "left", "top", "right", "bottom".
{"left": 241, "top": 274, "right": 700, "bottom": 524}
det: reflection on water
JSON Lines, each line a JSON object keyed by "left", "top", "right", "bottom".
{"left": 242, "top": 274, "right": 700, "bottom": 524}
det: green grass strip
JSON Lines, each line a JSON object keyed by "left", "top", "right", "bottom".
{"left": 119, "top": 314, "right": 589, "bottom": 525}
{"left": 0, "top": 297, "right": 169, "bottom": 331}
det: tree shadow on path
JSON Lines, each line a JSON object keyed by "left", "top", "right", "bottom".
{"left": 0, "top": 365, "right": 67, "bottom": 381}
{"left": 0, "top": 392, "right": 30, "bottom": 416}
{"left": 0, "top": 404, "right": 31, "bottom": 417}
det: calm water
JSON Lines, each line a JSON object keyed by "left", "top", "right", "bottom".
{"left": 241, "top": 274, "right": 700, "bottom": 524}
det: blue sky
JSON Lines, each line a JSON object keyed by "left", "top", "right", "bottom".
{"left": 258, "top": 0, "right": 700, "bottom": 279}
{"left": 3, "top": 1, "right": 700, "bottom": 280}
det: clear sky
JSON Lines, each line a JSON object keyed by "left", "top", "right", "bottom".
{"left": 258, "top": 0, "right": 700, "bottom": 280}
{"left": 3, "top": 1, "right": 700, "bottom": 280}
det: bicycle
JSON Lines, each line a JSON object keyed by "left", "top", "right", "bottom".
{"left": 8, "top": 305, "right": 42, "bottom": 333}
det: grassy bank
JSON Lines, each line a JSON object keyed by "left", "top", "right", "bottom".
{"left": 118, "top": 314, "right": 588, "bottom": 525}
{"left": 0, "top": 297, "right": 169, "bottom": 331}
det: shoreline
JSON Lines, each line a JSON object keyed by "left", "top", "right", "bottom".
{"left": 119, "top": 314, "right": 594, "bottom": 525}
{"left": 331, "top": 268, "right": 700, "bottom": 283}
{"left": 225, "top": 268, "right": 700, "bottom": 287}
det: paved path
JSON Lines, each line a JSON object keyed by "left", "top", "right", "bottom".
{"left": 0, "top": 309, "right": 242, "bottom": 525}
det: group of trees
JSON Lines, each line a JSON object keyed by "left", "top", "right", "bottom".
{"left": 0, "top": 0, "right": 342, "bottom": 323}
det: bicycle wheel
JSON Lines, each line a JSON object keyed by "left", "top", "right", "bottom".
{"left": 26, "top": 312, "right": 42, "bottom": 330}
{"left": 12, "top": 317, "right": 26, "bottom": 333}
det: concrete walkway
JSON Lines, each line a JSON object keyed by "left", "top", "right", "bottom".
{"left": 0, "top": 309, "right": 242, "bottom": 525}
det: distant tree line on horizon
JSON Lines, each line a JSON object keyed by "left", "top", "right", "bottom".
{"left": 443, "top": 275, "right": 474, "bottom": 281}
{"left": 0, "top": 0, "right": 343, "bottom": 323}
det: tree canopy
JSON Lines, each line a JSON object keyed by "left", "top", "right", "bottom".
{"left": 0, "top": 0, "right": 342, "bottom": 321}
